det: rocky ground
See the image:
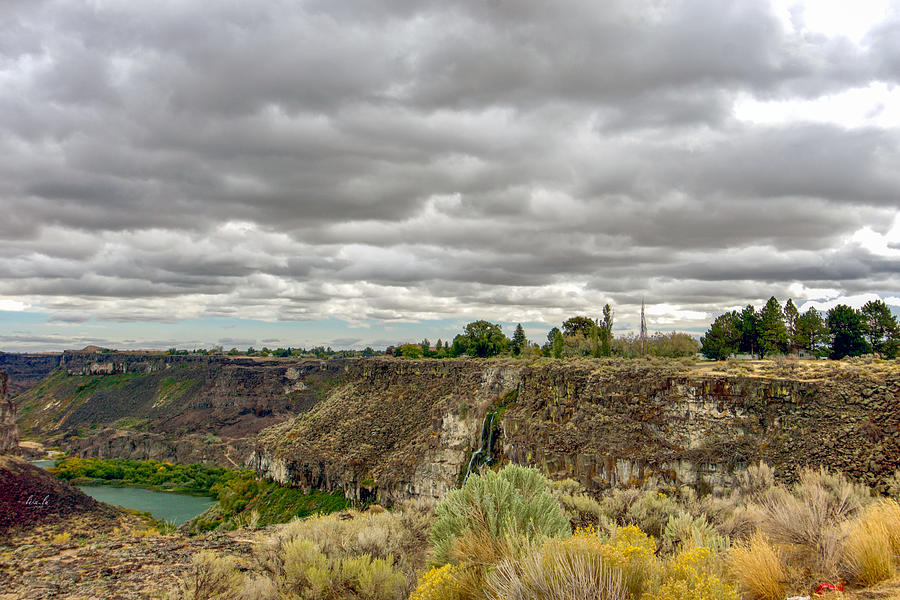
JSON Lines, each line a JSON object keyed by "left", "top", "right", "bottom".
{"left": 0, "top": 455, "right": 254, "bottom": 599}
{"left": 0, "top": 516, "right": 255, "bottom": 600}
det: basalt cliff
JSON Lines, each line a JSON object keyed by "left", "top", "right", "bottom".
{"left": 0, "top": 372, "right": 19, "bottom": 455}
{"left": 250, "top": 358, "right": 900, "bottom": 504}
{"left": 14, "top": 351, "right": 344, "bottom": 466}
{"left": 13, "top": 354, "right": 900, "bottom": 503}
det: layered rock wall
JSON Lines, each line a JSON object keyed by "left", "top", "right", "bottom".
{"left": 252, "top": 359, "right": 900, "bottom": 503}
{"left": 18, "top": 355, "right": 350, "bottom": 466}
{"left": 250, "top": 359, "right": 524, "bottom": 503}
{"left": 0, "top": 372, "right": 18, "bottom": 455}
{"left": 19, "top": 354, "right": 900, "bottom": 500}
{"left": 0, "top": 353, "right": 61, "bottom": 396}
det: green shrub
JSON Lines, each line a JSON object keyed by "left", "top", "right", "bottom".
{"left": 176, "top": 551, "right": 245, "bottom": 600}
{"left": 662, "top": 513, "right": 729, "bottom": 554}
{"left": 429, "top": 464, "right": 570, "bottom": 567}
{"left": 624, "top": 491, "right": 682, "bottom": 539}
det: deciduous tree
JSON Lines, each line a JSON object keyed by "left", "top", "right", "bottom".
{"left": 562, "top": 316, "right": 596, "bottom": 337}
{"left": 600, "top": 304, "right": 613, "bottom": 357}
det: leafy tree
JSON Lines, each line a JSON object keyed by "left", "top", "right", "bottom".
{"left": 590, "top": 323, "right": 602, "bottom": 358}
{"left": 651, "top": 331, "right": 701, "bottom": 357}
{"left": 551, "top": 329, "right": 564, "bottom": 359}
{"left": 600, "top": 304, "right": 613, "bottom": 357}
{"left": 783, "top": 299, "right": 799, "bottom": 352}
{"left": 399, "top": 343, "right": 424, "bottom": 359}
{"left": 361, "top": 346, "right": 376, "bottom": 357}
{"left": 701, "top": 312, "right": 741, "bottom": 360}
{"left": 562, "top": 316, "right": 596, "bottom": 337}
{"left": 827, "top": 305, "right": 870, "bottom": 359}
{"left": 795, "top": 308, "right": 830, "bottom": 356}
{"left": 544, "top": 327, "right": 561, "bottom": 352}
{"left": 757, "top": 296, "right": 788, "bottom": 357}
{"left": 453, "top": 320, "right": 509, "bottom": 357}
{"left": 860, "top": 299, "right": 900, "bottom": 358}
{"left": 738, "top": 305, "right": 759, "bottom": 356}
{"left": 511, "top": 324, "right": 527, "bottom": 356}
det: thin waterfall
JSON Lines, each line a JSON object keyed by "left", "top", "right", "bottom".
{"left": 463, "top": 412, "right": 495, "bottom": 483}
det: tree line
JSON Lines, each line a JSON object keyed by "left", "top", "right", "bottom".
{"left": 390, "top": 304, "right": 699, "bottom": 359}
{"left": 700, "top": 297, "right": 899, "bottom": 360}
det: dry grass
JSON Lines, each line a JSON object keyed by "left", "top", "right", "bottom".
{"left": 484, "top": 536, "right": 625, "bottom": 600}
{"left": 759, "top": 468, "right": 869, "bottom": 581}
{"left": 727, "top": 532, "right": 786, "bottom": 600}
{"left": 843, "top": 501, "right": 899, "bottom": 586}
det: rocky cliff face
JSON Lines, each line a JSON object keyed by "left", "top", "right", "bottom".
{"left": 0, "top": 372, "right": 19, "bottom": 455}
{"left": 20, "top": 354, "right": 900, "bottom": 501}
{"left": 251, "top": 359, "right": 523, "bottom": 503}
{"left": 251, "top": 358, "right": 900, "bottom": 503}
{"left": 0, "top": 352, "right": 61, "bottom": 396}
{"left": 17, "top": 354, "right": 348, "bottom": 466}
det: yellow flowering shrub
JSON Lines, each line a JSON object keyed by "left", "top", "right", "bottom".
{"left": 410, "top": 564, "right": 467, "bottom": 600}
{"left": 646, "top": 546, "right": 738, "bottom": 600}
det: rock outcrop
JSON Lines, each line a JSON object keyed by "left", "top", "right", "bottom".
{"left": 0, "top": 352, "right": 62, "bottom": 395}
{"left": 0, "top": 372, "right": 18, "bottom": 455}
{"left": 252, "top": 358, "right": 900, "bottom": 503}
{"left": 19, "top": 354, "right": 900, "bottom": 503}
{"left": 0, "top": 455, "right": 116, "bottom": 532}
{"left": 17, "top": 355, "right": 348, "bottom": 466}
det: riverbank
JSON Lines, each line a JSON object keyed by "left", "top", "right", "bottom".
{"left": 48, "top": 456, "right": 351, "bottom": 531}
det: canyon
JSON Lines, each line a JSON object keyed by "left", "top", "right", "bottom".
{"left": 9, "top": 352, "right": 900, "bottom": 505}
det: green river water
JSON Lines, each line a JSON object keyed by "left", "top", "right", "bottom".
{"left": 32, "top": 460, "right": 216, "bottom": 525}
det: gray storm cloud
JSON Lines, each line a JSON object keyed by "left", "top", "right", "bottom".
{"left": 1, "top": 0, "right": 899, "bottom": 332}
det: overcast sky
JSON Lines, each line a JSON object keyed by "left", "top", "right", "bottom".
{"left": 1, "top": 0, "right": 900, "bottom": 352}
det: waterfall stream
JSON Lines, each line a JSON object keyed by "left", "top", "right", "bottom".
{"left": 463, "top": 412, "right": 496, "bottom": 483}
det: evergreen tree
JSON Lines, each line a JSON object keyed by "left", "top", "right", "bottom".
{"left": 757, "top": 296, "right": 788, "bottom": 357}
{"left": 795, "top": 308, "right": 829, "bottom": 356}
{"left": 738, "top": 305, "right": 759, "bottom": 357}
{"left": 783, "top": 298, "right": 799, "bottom": 352}
{"left": 511, "top": 323, "right": 526, "bottom": 356}
{"left": 827, "top": 305, "right": 869, "bottom": 359}
{"left": 700, "top": 311, "right": 741, "bottom": 360}
{"left": 860, "top": 299, "right": 900, "bottom": 358}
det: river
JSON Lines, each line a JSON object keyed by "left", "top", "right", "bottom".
{"left": 32, "top": 460, "right": 217, "bottom": 525}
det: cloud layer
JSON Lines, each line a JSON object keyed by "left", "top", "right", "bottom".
{"left": 1, "top": 0, "right": 899, "bottom": 344}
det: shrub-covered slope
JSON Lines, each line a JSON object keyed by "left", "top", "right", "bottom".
{"left": 17, "top": 353, "right": 346, "bottom": 465}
